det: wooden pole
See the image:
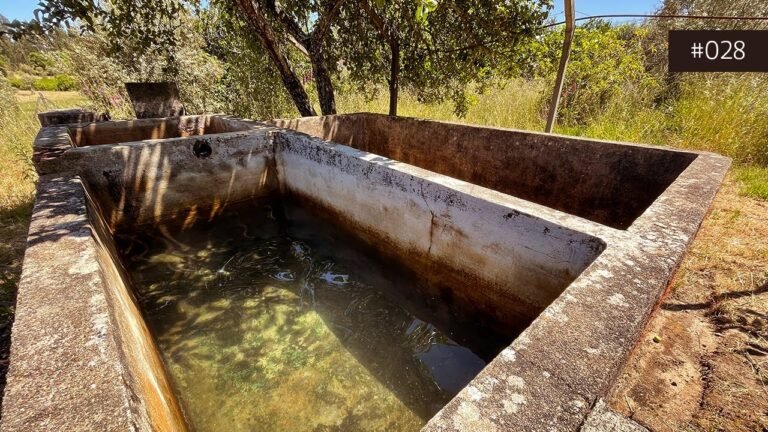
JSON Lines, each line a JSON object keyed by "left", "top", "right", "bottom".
{"left": 545, "top": 0, "right": 575, "bottom": 133}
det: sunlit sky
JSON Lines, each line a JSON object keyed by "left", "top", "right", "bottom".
{"left": 1, "top": 0, "right": 661, "bottom": 23}
{"left": 552, "top": 0, "right": 660, "bottom": 23}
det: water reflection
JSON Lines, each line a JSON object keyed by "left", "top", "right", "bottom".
{"left": 118, "top": 197, "right": 512, "bottom": 432}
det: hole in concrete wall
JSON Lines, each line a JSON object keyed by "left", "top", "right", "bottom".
{"left": 192, "top": 140, "right": 212, "bottom": 158}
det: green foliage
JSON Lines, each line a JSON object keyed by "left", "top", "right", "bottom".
{"left": 31, "top": 76, "right": 58, "bottom": 90}
{"left": 733, "top": 165, "right": 768, "bottom": 201}
{"left": 27, "top": 51, "right": 54, "bottom": 71}
{"left": 30, "top": 74, "right": 77, "bottom": 91}
{"left": 335, "top": 0, "right": 552, "bottom": 117}
{"left": 200, "top": 4, "right": 297, "bottom": 119}
{"left": 537, "top": 21, "right": 658, "bottom": 125}
{"left": 53, "top": 73, "right": 76, "bottom": 90}
{"left": 7, "top": 75, "right": 32, "bottom": 90}
{"left": 59, "top": 34, "right": 134, "bottom": 118}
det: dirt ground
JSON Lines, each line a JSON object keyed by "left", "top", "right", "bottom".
{"left": 608, "top": 174, "right": 768, "bottom": 431}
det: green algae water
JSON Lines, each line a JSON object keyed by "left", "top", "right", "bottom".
{"left": 118, "top": 197, "right": 511, "bottom": 432}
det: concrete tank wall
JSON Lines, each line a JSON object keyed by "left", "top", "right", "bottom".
{"left": 272, "top": 114, "right": 698, "bottom": 229}
{"left": 83, "top": 181, "right": 188, "bottom": 432}
{"left": 60, "top": 129, "right": 277, "bottom": 229}
{"left": 275, "top": 132, "right": 605, "bottom": 327}
{"left": 0, "top": 177, "right": 187, "bottom": 432}
{"left": 54, "top": 125, "right": 605, "bottom": 329}
{"left": 7, "top": 112, "right": 731, "bottom": 432}
{"left": 67, "top": 114, "right": 255, "bottom": 147}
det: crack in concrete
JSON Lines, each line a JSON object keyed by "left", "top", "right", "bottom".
{"left": 418, "top": 182, "right": 437, "bottom": 257}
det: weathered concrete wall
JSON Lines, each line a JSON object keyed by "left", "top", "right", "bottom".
{"left": 68, "top": 114, "right": 255, "bottom": 147}
{"left": 83, "top": 180, "right": 188, "bottom": 432}
{"left": 275, "top": 132, "right": 605, "bottom": 327}
{"left": 7, "top": 112, "right": 731, "bottom": 432}
{"left": 125, "top": 82, "right": 185, "bottom": 119}
{"left": 37, "top": 108, "right": 97, "bottom": 127}
{"left": 273, "top": 114, "right": 698, "bottom": 229}
{"left": 1, "top": 176, "right": 185, "bottom": 432}
{"left": 59, "top": 129, "right": 277, "bottom": 229}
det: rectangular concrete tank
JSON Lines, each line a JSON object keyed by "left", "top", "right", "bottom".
{"left": 2, "top": 113, "right": 730, "bottom": 432}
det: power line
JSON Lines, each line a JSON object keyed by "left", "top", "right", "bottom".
{"left": 543, "top": 13, "right": 768, "bottom": 29}
{"left": 423, "top": 13, "right": 768, "bottom": 54}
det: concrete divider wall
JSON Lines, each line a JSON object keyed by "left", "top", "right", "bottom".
{"left": 274, "top": 132, "right": 606, "bottom": 327}
{"left": 59, "top": 129, "right": 277, "bottom": 229}
{"left": 67, "top": 114, "right": 256, "bottom": 147}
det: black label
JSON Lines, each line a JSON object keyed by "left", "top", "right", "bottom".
{"left": 668, "top": 30, "right": 768, "bottom": 72}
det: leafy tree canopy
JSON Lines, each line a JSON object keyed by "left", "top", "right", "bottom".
{"left": 5, "top": 0, "right": 553, "bottom": 117}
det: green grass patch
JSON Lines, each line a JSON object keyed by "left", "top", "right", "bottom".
{"left": 733, "top": 165, "right": 768, "bottom": 200}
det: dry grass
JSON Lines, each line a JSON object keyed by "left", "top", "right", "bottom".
{"left": 338, "top": 78, "right": 546, "bottom": 132}
{"left": 339, "top": 80, "right": 768, "bottom": 202}
{"left": 0, "top": 90, "right": 88, "bottom": 405}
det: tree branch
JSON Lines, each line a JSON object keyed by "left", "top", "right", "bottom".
{"left": 312, "top": 0, "right": 347, "bottom": 39}
{"left": 359, "top": 0, "right": 393, "bottom": 43}
{"left": 234, "top": 0, "right": 316, "bottom": 116}
{"left": 262, "top": 0, "right": 308, "bottom": 42}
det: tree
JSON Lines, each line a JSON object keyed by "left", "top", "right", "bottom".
{"left": 334, "top": 0, "right": 551, "bottom": 116}
{"left": 21, "top": 0, "right": 552, "bottom": 118}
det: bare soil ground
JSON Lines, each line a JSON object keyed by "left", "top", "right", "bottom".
{"left": 608, "top": 174, "right": 768, "bottom": 431}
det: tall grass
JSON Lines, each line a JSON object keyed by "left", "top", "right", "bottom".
{"left": 338, "top": 78, "right": 546, "bottom": 131}
{"left": 338, "top": 75, "right": 768, "bottom": 200}
{"left": 0, "top": 87, "right": 88, "bottom": 345}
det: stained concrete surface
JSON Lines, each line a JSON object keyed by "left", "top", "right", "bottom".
{"left": 125, "top": 82, "right": 185, "bottom": 119}
{"left": 2, "top": 112, "right": 731, "bottom": 431}
{"left": 272, "top": 114, "right": 698, "bottom": 230}
{"left": 0, "top": 177, "right": 142, "bottom": 431}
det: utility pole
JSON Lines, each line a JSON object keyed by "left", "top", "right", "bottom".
{"left": 545, "top": 0, "right": 575, "bottom": 133}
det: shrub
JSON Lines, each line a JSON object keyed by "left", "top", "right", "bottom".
{"left": 538, "top": 22, "right": 659, "bottom": 126}
{"left": 8, "top": 75, "right": 33, "bottom": 90}
{"left": 29, "top": 74, "right": 79, "bottom": 91}
{"left": 8, "top": 76, "right": 25, "bottom": 90}
{"left": 27, "top": 51, "right": 55, "bottom": 72}
{"left": 31, "top": 76, "right": 59, "bottom": 91}
{"left": 53, "top": 74, "right": 77, "bottom": 91}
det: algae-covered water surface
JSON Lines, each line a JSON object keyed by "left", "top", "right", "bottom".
{"left": 118, "top": 197, "right": 511, "bottom": 431}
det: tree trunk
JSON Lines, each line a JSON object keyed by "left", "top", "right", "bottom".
{"left": 234, "top": 0, "right": 316, "bottom": 117}
{"left": 307, "top": 37, "right": 337, "bottom": 115}
{"left": 388, "top": 40, "right": 400, "bottom": 116}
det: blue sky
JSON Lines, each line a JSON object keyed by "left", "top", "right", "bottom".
{"left": 0, "top": 0, "right": 39, "bottom": 22}
{"left": 1, "top": 0, "right": 661, "bottom": 23}
{"left": 552, "top": 0, "right": 661, "bottom": 23}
